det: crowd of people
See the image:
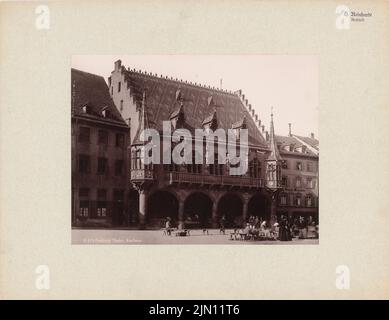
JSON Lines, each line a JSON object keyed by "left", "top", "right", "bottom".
{"left": 228, "top": 215, "right": 318, "bottom": 241}
{"left": 163, "top": 214, "right": 318, "bottom": 241}
{"left": 278, "top": 215, "right": 318, "bottom": 241}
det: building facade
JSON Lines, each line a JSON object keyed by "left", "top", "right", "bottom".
{"left": 276, "top": 128, "right": 319, "bottom": 223}
{"left": 106, "top": 60, "right": 319, "bottom": 229}
{"left": 71, "top": 69, "right": 131, "bottom": 228}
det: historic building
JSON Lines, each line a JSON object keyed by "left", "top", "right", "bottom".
{"left": 107, "top": 60, "right": 319, "bottom": 229}
{"left": 71, "top": 68, "right": 130, "bottom": 227}
{"left": 276, "top": 126, "right": 319, "bottom": 223}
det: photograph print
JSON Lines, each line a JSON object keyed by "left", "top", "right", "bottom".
{"left": 71, "top": 55, "right": 319, "bottom": 245}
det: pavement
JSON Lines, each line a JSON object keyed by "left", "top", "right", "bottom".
{"left": 72, "top": 229, "right": 319, "bottom": 245}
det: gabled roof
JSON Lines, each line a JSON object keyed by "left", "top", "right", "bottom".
{"left": 71, "top": 68, "right": 127, "bottom": 126}
{"left": 121, "top": 69, "right": 267, "bottom": 147}
{"left": 202, "top": 109, "right": 217, "bottom": 126}
{"left": 232, "top": 116, "right": 247, "bottom": 129}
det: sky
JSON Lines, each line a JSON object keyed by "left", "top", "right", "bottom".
{"left": 72, "top": 55, "right": 318, "bottom": 138}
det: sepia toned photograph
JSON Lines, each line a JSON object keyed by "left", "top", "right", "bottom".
{"left": 2, "top": 0, "right": 389, "bottom": 302}
{"left": 71, "top": 55, "right": 319, "bottom": 245}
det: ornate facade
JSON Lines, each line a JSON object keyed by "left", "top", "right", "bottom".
{"left": 105, "top": 60, "right": 319, "bottom": 229}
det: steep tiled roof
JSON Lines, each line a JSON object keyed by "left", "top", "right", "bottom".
{"left": 122, "top": 69, "right": 267, "bottom": 147}
{"left": 71, "top": 68, "right": 127, "bottom": 126}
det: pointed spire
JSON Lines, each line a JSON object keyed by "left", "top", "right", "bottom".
{"left": 268, "top": 107, "right": 282, "bottom": 161}
{"left": 139, "top": 89, "right": 149, "bottom": 136}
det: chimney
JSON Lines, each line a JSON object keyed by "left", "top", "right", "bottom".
{"left": 261, "top": 125, "right": 265, "bottom": 133}
{"left": 288, "top": 123, "right": 292, "bottom": 137}
{"left": 311, "top": 132, "right": 315, "bottom": 139}
{"left": 255, "top": 114, "right": 258, "bottom": 121}
{"left": 114, "top": 59, "right": 122, "bottom": 71}
{"left": 265, "top": 131, "right": 269, "bottom": 141}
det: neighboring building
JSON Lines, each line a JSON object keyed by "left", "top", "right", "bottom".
{"left": 276, "top": 125, "right": 319, "bottom": 224}
{"left": 71, "top": 68, "right": 130, "bottom": 228}
{"left": 107, "top": 60, "right": 319, "bottom": 229}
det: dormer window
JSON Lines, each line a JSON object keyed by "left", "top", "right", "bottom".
{"left": 231, "top": 116, "right": 246, "bottom": 140}
{"left": 82, "top": 105, "right": 90, "bottom": 114}
{"left": 102, "top": 107, "right": 110, "bottom": 118}
{"left": 169, "top": 104, "right": 185, "bottom": 130}
{"left": 202, "top": 109, "right": 218, "bottom": 131}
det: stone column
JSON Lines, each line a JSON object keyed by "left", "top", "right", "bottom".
{"left": 178, "top": 200, "right": 184, "bottom": 230}
{"left": 211, "top": 200, "right": 218, "bottom": 228}
{"left": 270, "top": 192, "right": 278, "bottom": 226}
{"left": 138, "top": 188, "right": 147, "bottom": 229}
{"left": 242, "top": 199, "right": 248, "bottom": 225}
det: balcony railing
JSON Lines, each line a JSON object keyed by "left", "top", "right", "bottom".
{"left": 130, "top": 169, "right": 154, "bottom": 181}
{"left": 165, "top": 172, "right": 264, "bottom": 188}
